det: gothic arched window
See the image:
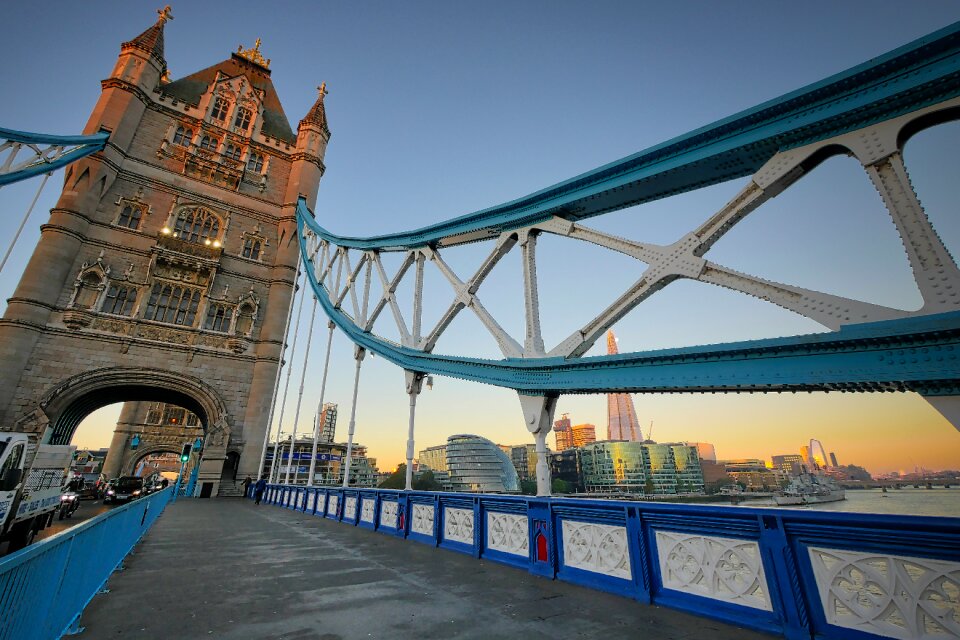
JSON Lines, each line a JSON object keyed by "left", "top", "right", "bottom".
{"left": 242, "top": 236, "right": 262, "bottom": 260}
{"left": 117, "top": 204, "right": 143, "bottom": 230}
{"left": 204, "top": 303, "right": 234, "bottom": 333}
{"left": 234, "top": 107, "right": 253, "bottom": 131}
{"left": 211, "top": 97, "right": 229, "bottom": 121}
{"left": 225, "top": 144, "right": 243, "bottom": 161}
{"left": 247, "top": 153, "right": 264, "bottom": 173}
{"left": 199, "top": 135, "right": 219, "bottom": 151}
{"left": 235, "top": 303, "right": 255, "bottom": 335}
{"left": 144, "top": 282, "right": 202, "bottom": 326}
{"left": 173, "top": 208, "right": 222, "bottom": 245}
{"left": 173, "top": 126, "right": 192, "bottom": 146}
{"left": 102, "top": 284, "right": 138, "bottom": 316}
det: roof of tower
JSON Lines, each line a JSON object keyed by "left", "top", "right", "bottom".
{"left": 301, "top": 82, "right": 331, "bottom": 136}
{"left": 159, "top": 50, "right": 296, "bottom": 143}
{"left": 122, "top": 5, "right": 172, "bottom": 64}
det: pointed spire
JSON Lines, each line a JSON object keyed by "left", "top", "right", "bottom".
{"left": 301, "top": 82, "right": 330, "bottom": 136}
{"left": 607, "top": 330, "right": 619, "bottom": 355}
{"left": 122, "top": 5, "right": 172, "bottom": 63}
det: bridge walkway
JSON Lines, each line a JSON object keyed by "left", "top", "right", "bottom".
{"left": 78, "top": 499, "right": 775, "bottom": 640}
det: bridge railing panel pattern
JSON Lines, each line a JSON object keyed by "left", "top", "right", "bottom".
{"left": 0, "top": 487, "right": 172, "bottom": 640}
{"left": 255, "top": 484, "right": 960, "bottom": 640}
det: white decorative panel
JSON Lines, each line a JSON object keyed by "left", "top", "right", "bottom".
{"left": 561, "top": 520, "right": 632, "bottom": 581}
{"left": 412, "top": 504, "right": 434, "bottom": 536}
{"left": 360, "top": 498, "right": 375, "bottom": 523}
{"left": 306, "top": 492, "right": 315, "bottom": 512}
{"left": 316, "top": 494, "right": 326, "bottom": 513}
{"left": 380, "top": 501, "right": 398, "bottom": 529}
{"left": 444, "top": 507, "right": 475, "bottom": 545}
{"left": 486, "top": 512, "right": 529, "bottom": 557}
{"left": 808, "top": 546, "right": 960, "bottom": 640}
{"left": 327, "top": 495, "right": 338, "bottom": 516}
{"left": 344, "top": 496, "right": 357, "bottom": 520}
{"left": 655, "top": 531, "right": 771, "bottom": 611}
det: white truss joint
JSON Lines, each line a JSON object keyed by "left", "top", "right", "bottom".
{"left": 519, "top": 228, "right": 545, "bottom": 357}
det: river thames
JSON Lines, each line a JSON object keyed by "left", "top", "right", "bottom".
{"left": 741, "top": 487, "right": 960, "bottom": 517}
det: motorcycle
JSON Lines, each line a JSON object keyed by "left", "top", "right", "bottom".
{"left": 58, "top": 492, "right": 80, "bottom": 520}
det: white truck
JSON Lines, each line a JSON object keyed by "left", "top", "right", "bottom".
{"left": 0, "top": 432, "right": 75, "bottom": 553}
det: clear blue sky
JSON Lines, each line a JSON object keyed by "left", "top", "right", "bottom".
{"left": 2, "top": 1, "right": 960, "bottom": 474}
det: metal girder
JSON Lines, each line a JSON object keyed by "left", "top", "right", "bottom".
{"left": 0, "top": 128, "right": 108, "bottom": 186}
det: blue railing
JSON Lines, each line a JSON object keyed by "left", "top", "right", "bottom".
{"left": 255, "top": 484, "right": 960, "bottom": 640}
{"left": 0, "top": 487, "right": 172, "bottom": 640}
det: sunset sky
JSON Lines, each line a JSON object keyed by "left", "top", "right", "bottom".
{"left": 2, "top": 1, "right": 960, "bottom": 475}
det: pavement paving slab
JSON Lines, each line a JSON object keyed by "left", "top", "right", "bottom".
{"left": 78, "top": 499, "right": 778, "bottom": 640}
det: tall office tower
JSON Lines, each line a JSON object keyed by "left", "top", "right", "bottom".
{"left": 684, "top": 442, "right": 717, "bottom": 462}
{"left": 606, "top": 331, "right": 642, "bottom": 441}
{"left": 318, "top": 403, "right": 338, "bottom": 443}
{"left": 554, "top": 413, "right": 574, "bottom": 450}
{"left": 572, "top": 423, "right": 598, "bottom": 448}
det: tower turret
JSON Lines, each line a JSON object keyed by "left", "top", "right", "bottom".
{"left": 285, "top": 83, "right": 330, "bottom": 210}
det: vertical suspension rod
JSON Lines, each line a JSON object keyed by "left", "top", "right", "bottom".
{"left": 307, "top": 321, "right": 336, "bottom": 486}
{"left": 285, "top": 296, "right": 318, "bottom": 485}
{"left": 270, "top": 272, "right": 309, "bottom": 483}
{"left": 0, "top": 171, "right": 50, "bottom": 274}
{"left": 257, "top": 264, "right": 302, "bottom": 479}
{"left": 342, "top": 347, "right": 366, "bottom": 487}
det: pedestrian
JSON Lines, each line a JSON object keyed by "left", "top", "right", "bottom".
{"left": 254, "top": 475, "right": 267, "bottom": 504}
{"left": 241, "top": 475, "right": 253, "bottom": 497}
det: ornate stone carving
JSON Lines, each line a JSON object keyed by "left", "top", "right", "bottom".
{"left": 443, "top": 507, "right": 474, "bottom": 545}
{"left": 561, "top": 520, "right": 632, "bottom": 581}
{"left": 196, "top": 334, "right": 228, "bottom": 348}
{"left": 808, "top": 546, "right": 960, "bottom": 639}
{"left": 91, "top": 317, "right": 130, "bottom": 335}
{"left": 344, "top": 496, "right": 357, "bottom": 520}
{"left": 360, "top": 497, "right": 375, "bottom": 523}
{"left": 412, "top": 504, "right": 434, "bottom": 536}
{"left": 327, "top": 495, "right": 338, "bottom": 516}
{"left": 137, "top": 324, "right": 192, "bottom": 345}
{"left": 63, "top": 309, "right": 94, "bottom": 329}
{"left": 655, "top": 531, "right": 771, "bottom": 611}
{"left": 226, "top": 337, "right": 249, "bottom": 354}
{"left": 380, "top": 501, "right": 398, "bottom": 529}
{"left": 487, "top": 512, "right": 528, "bottom": 557}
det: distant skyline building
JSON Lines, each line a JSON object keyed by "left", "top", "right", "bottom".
{"left": 317, "top": 403, "right": 338, "bottom": 444}
{"left": 606, "top": 331, "right": 642, "bottom": 441}
{"left": 509, "top": 444, "right": 538, "bottom": 483}
{"left": 554, "top": 414, "right": 573, "bottom": 450}
{"left": 829, "top": 452, "right": 839, "bottom": 468}
{"left": 579, "top": 441, "right": 704, "bottom": 494}
{"left": 418, "top": 444, "right": 448, "bottom": 473}
{"left": 572, "top": 423, "right": 597, "bottom": 448}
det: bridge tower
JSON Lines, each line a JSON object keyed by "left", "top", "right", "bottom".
{"left": 0, "top": 8, "right": 329, "bottom": 496}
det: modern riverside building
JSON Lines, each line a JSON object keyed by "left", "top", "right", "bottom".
{"left": 606, "top": 331, "right": 642, "bottom": 441}
{"left": 445, "top": 435, "right": 519, "bottom": 493}
{"left": 418, "top": 444, "right": 448, "bottom": 473}
{"left": 572, "top": 423, "right": 598, "bottom": 448}
{"left": 549, "top": 449, "right": 583, "bottom": 492}
{"left": 772, "top": 454, "right": 807, "bottom": 476}
{"left": 683, "top": 442, "right": 717, "bottom": 462}
{"left": 266, "top": 438, "right": 343, "bottom": 485}
{"left": 580, "top": 441, "right": 704, "bottom": 495}
{"left": 509, "top": 444, "right": 538, "bottom": 483}
{"left": 725, "top": 459, "right": 780, "bottom": 491}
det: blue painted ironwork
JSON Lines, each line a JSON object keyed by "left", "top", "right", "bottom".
{"left": 298, "top": 22, "right": 960, "bottom": 250}
{"left": 259, "top": 484, "right": 960, "bottom": 640}
{"left": 0, "top": 128, "right": 109, "bottom": 186}
{"left": 0, "top": 487, "right": 171, "bottom": 640}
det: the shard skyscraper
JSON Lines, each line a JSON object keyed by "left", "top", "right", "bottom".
{"left": 606, "top": 330, "right": 642, "bottom": 441}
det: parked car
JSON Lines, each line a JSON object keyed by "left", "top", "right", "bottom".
{"left": 103, "top": 476, "right": 144, "bottom": 504}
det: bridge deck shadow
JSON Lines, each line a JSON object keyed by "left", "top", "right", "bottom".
{"left": 78, "top": 499, "right": 776, "bottom": 640}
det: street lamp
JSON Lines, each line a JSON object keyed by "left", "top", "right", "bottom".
{"left": 426, "top": 376, "right": 434, "bottom": 391}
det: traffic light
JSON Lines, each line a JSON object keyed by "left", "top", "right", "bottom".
{"left": 180, "top": 443, "right": 192, "bottom": 463}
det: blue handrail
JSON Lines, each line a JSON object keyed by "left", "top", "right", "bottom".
{"left": 0, "top": 488, "right": 172, "bottom": 640}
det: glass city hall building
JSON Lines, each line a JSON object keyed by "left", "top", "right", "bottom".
{"left": 579, "top": 442, "right": 704, "bottom": 494}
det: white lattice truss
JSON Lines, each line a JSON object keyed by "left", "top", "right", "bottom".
{"left": 655, "top": 530, "right": 772, "bottom": 611}
{"left": 486, "top": 512, "right": 529, "bottom": 557}
{"left": 0, "top": 138, "right": 87, "bottom": 180}
{"left": 808, "top": 546, "right": 960, "bottom": 640}
{"left": 302, "top": 100, "right": 960, "bottom": 361}
{"left": 561, "top": 519, "right": 632, "bottom": 581}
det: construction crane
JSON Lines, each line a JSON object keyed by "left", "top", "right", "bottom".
{"left": 645, "top": 420, "right": 654, "bottom": 443}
